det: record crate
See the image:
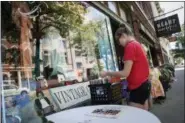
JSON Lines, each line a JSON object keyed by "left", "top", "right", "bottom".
{"left": 89, "top": 79, "right": 122, "bottom": 105}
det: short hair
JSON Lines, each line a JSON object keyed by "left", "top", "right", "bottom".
{"left": 115, "top": 24, "right": 132, "bottom": 41}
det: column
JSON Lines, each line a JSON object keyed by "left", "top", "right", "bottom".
{"left": 18, "top": 71, "right": 22, "bottom": 88}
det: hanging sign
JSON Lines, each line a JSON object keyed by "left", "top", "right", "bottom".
{"left": 154, "top": 14, "right": 181, "bottom": 37}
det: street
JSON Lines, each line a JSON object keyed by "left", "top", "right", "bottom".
{"left": 151, "top": 67, "right": 184, "bottom": 123}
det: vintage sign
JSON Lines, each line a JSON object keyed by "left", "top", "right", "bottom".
{"left": 49, "top": 82, "right": 91, "bottom": 110}
{"left": 154, "top": 14, "right": 181, "bottom": 37}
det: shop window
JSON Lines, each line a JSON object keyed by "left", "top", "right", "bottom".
{"left": 76, "top": 62, "right": 82, "bottom": 69}
{"left": 1, "top": 2, "right": 118, "bottom": 122}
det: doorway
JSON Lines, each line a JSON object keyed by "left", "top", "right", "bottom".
{"left": 110, "top": 19, "right": 124, "bottom": 70}
{"left": 149, "top": 46, "right": 159, "bottom": 67}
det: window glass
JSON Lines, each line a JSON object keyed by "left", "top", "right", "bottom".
{"left": 1, "top": 2, "right": 118, "bottom": 122}
{"left": 108, "top": 2, "right": 117, "bottom": 14}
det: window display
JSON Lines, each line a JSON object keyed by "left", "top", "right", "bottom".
{"left": 1, "top": 2, "right": 117, "bottom": 123}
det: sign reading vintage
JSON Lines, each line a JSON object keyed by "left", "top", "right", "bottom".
{"left": 49, "top": 82, "right": 91, "bottom": 110}
{"left": 154, "top": 14, "right": 181, "bottom": 37}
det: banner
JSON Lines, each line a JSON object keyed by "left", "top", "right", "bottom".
{"left": 154, "top": 14, "right": 181, "bottom": 37}
{"left": 49, "top": 82, "right": 91, "bottom": 110}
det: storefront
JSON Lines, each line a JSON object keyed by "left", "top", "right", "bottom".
{"left": 2, "top": 1, "right": 162, "bottom": 122}
{"left": 1, "top": 2, "right": 127, "bottom": 123}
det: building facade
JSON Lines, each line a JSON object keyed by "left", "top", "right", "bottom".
{"left": 1, "top": 2, "right": 172, "bottom": 122}
{"left": 150, "top": 1, "right": 174, "bottom": 65}
{"left": 91, "top": 2, "right": 164, "bottom": 67}
{"left": 2, "top": 1, "right": 169, "bottom": 88}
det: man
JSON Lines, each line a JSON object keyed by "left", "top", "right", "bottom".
{"left": 35, "top": 91, "right": 55, "bottom": 116}
{"left": 100, "top": 24, "right": 151, "bottom": 110}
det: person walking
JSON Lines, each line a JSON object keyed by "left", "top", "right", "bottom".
{"left": 100, "top": 24, "right": 151, "bottom": 110}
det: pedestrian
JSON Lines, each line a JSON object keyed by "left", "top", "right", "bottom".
{"left": 100, "top": 24, "right": 151, "bottom": 110}
{"left": 35, "top": 91, "right": 55, "bottom": 116}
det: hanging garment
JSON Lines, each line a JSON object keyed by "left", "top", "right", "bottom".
{"left": 150, "top": 68, "right": 165, "bottom": 98}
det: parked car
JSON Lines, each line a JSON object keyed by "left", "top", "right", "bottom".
{"left": 3, "top": 84, "right": 30, "bottom": 96}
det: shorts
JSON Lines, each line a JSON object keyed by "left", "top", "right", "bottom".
{"left": 129, "top": 80, "right": 151, "bottom": 105}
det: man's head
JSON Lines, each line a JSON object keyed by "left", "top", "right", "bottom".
{"left": 36, "top": 91, "right": 44, "bottom": 99}
{"left": 115, "top": 24, "right": 133, "bottom": 47}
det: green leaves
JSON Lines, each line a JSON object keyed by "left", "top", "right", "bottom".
{"left": 173, "top": 24, "right": 185, "bottom": 59}
{"left": 32, "top": 2, "right": 87, "bottom": 38}
{"left": 160, "top": 68, "right": 171, "bottom": 82}
{"left": 159, "top": 63, "right": 174, "bottom": 82}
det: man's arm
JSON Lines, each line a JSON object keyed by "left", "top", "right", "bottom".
{"left": 105, "top": 60, "right": 133, "bottom": 78}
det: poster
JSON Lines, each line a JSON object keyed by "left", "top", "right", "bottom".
{"left": 85, "top": 106, "right": 122, "bottom": 119}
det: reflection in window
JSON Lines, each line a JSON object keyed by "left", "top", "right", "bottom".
{"left": 1, "top": 2, "right": 118, "bottom": 122}
{"left": 108, "top": 2, "right": 117, "bottom": 14}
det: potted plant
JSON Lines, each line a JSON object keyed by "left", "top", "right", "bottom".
{"left": 159, "top": 67, "right": 172, "bottom": 98}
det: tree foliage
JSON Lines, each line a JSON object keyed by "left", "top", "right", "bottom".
{"left": 28, "top": 1, "right": 87, "bottom": 38}
{"left": 25, "top": 2, "right": 88, "bottom": 76}
{"left": 72, "top": 20, "right": 105, "bottom": 72}
{"left": 173, "top": 24, "right": 185, "bottom": 59}
{"left": 72, "top": 21, "right": 100, "bottom": 56}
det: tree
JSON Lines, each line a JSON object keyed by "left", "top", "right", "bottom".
{"left": 72, "top": 19, "right": 116, "bottom": 72}
{"left": 72, "top": 20, "right": 105, "bottom": 73}
{"left": 20, "top": 2, "right": 87, "bottom": 77}
{"left": 173, "top": 24, "right": 185, "bottom": 59}
{"left": 1, "top": 2, "right": 87, "bottom": 77}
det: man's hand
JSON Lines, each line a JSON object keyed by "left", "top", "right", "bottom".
{"left": 100, "top": 71, "right": 108, "bottom": 78}
{"left": 100, "top": 60, "right": 133, "bottom": 78}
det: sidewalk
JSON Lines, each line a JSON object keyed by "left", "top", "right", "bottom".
{"left": 150, "top": 69, "right": 184, "bottom": 123}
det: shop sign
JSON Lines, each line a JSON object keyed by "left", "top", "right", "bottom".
{"left": 154, "top": 14, "right": 181, "bottom": 37}
{"left": 49, "top": 82, "right": 90, "bottom": 110}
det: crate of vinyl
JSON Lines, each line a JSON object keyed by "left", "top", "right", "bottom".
{"left": 89, "top": 78, "right": 122, "bottom": 105}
